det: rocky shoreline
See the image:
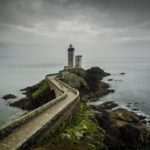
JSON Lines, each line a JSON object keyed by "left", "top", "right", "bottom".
{"left": 2, "top": 67, "right": 112, "bottom": 110}
{"left": 2, "top": 67, "right": 150, "bottom": 150}
{"left": 6, "top": 80, "right": 54, "bottom": 110}
{"left": 89, "top": 101, "right": 150, "bottom": 150}
{"left": 59, "top": 67, "right": 150, "bottom": 150}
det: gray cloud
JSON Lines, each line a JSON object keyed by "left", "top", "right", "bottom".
{"left": 0, "top": 0, "right": 150, "bottom": 63}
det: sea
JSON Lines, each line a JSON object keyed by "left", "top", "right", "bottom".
{"left": 0, "top": 57, "right": 150, "bottom": 126}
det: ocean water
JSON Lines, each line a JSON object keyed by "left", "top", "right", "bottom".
{"left": 0, "top": 59, "right": 64, "bottom": 126}
{"left": 0, "top": 57, "right": 150, "bottom": 126}
{"left": 86, "top": 58, "right": 150, "bottom": 118}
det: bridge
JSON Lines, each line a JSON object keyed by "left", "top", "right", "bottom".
{"left": 0, "top": 74, "right": 80, "bottom": 150}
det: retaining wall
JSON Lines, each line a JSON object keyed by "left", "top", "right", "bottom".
{"left": 0, "top": 76, "right": 66, "bottom": 139}
{"left": 0, "top": 75, "right": 80, "bottom": 150}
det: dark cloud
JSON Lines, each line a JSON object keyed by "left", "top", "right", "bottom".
{"left": 1, "top": 0, "right": 150, "bottom": 29}
{"left": 0, "top": 0, "right": 150, "bottom": 62}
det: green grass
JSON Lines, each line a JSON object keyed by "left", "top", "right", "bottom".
{"left": 31, "top": 103, "right": 107, "bottom": 150}
{"left": 31, "top": 80, "right": 49, "bottom": 99}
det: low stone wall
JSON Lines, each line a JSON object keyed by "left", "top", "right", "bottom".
{"left": 19, "top": 77, "right": 80, "bottom": 150}
{"left": 20, "top": 96, "right": 80, "bottom": 150}
{"left": 46, "top": 76, "right": 64, "bottom": 97}
{"left": 56, "top": 78, "right": 79, "bottom": 95}
{"left": 0, "top": 75, "right": 80, "bottom": 150}
{"left": 0, "top": 76, "right": 66, "bottom": 140}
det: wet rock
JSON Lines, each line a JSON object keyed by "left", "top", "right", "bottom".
{"left": 10, "top": 98, "right": 31, "bottom": 109}
{"left": 95, "top": 108, "right": 150, "bottom": 150}
{"left": 138, "top": 115, "right": 146, "bottom": 120}
{"left": 2, "top": 94, "right": 17, "bottom": 100}
{"left": 141, "top": 120, "right": 147, "bottom": 124}
{"left": 108, "top": 89, "right": 115, "bottom": 93}
{"left": 10, "top": 80, "right": 53, "bottom": 110}
{"left": 81, "top": 82, "right": 110, "bottom": 102}
{"left": 120, "top": 72, "right": 125, "bottom": 75}
{"left": 120, "top": 124, "right": 150, "bottom": 149}
{"left": 132, "top": 108, "right": 140, "bottom": 111}
{"left": 20, "top": 87, "right": 28, "bottom": 92}
{"left": 127, "top": 102, "right": 132, "bottom": 107}
{"left": 90, "top": 101, "right": 118, "bottom": 112}
{"left": 108, "top": 79, "right": 113, "bottom": 81}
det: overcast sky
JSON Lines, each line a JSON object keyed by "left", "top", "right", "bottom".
{"left": 0, "top": 0, "right": 150, "bottom": 65}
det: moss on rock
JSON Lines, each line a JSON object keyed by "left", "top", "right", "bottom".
{"left": 10, "top": 79, "right": 53, "bottom": 110}
{"left": 31, "top": 80, "right": 49, "bottom": 99}
{"left": 31, "top": 103, "right": 107, "bottom": 150}
{"left": 61, "top": 71, "right": 88, "bottom": 89}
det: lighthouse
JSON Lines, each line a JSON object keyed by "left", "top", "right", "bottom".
{"left": 64, "top": 44, "right": 82, "bottom": 70}
{"left": 68, "top": 44, "right": 74, "bottom": 68}
{"left": 75, "top": 55, "right": 82, "bottom": 68}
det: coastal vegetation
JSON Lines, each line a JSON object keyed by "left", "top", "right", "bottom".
{"left": 32, "top": 67, "right": 150, "bottom": 150}
{"left": 60, "top": 67, "right": 110, "bottom": 101}
{"left": 31, "top": 103, "right": 107, "bottom": 150}
{"left": 9, "top": 67, "right": 110, "bottom": 110}
{"left": 10, "top": 79, "right": 54, "bottom": 110}
{"left": 3, "top": 66, "right": 150, "bottom": 149}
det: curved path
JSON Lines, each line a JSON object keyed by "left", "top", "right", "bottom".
{"left": 0, "top": 75, "right": 79, "bottom": 150}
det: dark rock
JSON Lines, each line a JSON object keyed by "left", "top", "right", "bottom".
{"left": 90, "top": 101, "right": 118, "bottom": 112}
{"left": 94, "top": 108, "right": 150, "bottom": 150}
{"left": 10, "top": 80, "right": 53, "bottom": 110}
{"left": 133, "top": 102, "right": 139, "bottom": 106}
{"left": 22, "top": 92, "right": 27, "bottom": 95}
{"left": 10, "top": 98, "right": 30, "bottom": 109}
{"left": 126, "top": 104, "right": 131, "bottom": 107}
{"left": 138, "top": 115, "right": 146, "bottom": 120}
{"left": 80, "top": 81, "right": 110, "bottom": 102}
{"left": 108, "top": 79, "right": 113, "bottom": 81}
{"left": 60, "top": 67, "right": 111, "bottom": 102}
{"left": 2, "top": 94, "right": 17, "bottom": 100}
{"left": 132, "top": 108, "right": 140, "bottom": 111}
{"left": 120, "top": 72, "right": 125, "bottom": 75}
{"left": 120, "top": 124, "right": 150, "bottom": 149}
{"left": 20, "top": 88, "right": 28, "bottom": 92}
{"left": 127, "top": 103, "right": 132, "bottom": 107}
{"left": 85, "top": 67, "right": 110, "bottom": 90}
{"left": 141, "top": 120, "right": 147, "bottom": 124}
{"left": 108, "top": 89, "right": 115, "bottom": 93}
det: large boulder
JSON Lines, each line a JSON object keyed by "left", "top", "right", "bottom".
{"left": 2, "top": 94, "right": 16, "bottom": 100}
{"left": 95, "top": 108, "right": 150, "bottom": 150}
{"left": 85, "top": 67, "right": 110, "bottom": 90}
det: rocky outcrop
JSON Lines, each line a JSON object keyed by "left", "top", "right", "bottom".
{"left": 31, "top": 104, "right": 108, "bottom": 150}
{"left": 80, "top": 82, "right": 110, "bottom": 102}
{"left": 94, "top": 104, "right": 150, "bottom": 150}
{"left": 60, "top": 67, "right": 111, "bottom": 102}
{"left": 90, "top": 101, "right": 118, "bottom": 111}
{"left": 10, "top": 80, "right": 53, "bottom": 110}
{"left": 2, "top": 94, "right": 16, "bottom": 100}
{"left": 120, "top": 72, "right": 125, "bottom": 75}
{"left": 60, "top": 71, "right": 87, "bottom": 90}
{"left": 108, "top": 79, "right": 113, "bottom": 81}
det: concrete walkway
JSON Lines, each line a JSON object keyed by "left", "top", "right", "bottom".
{"left": 0, "top": 75, "right": 78, "bottom": 150}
